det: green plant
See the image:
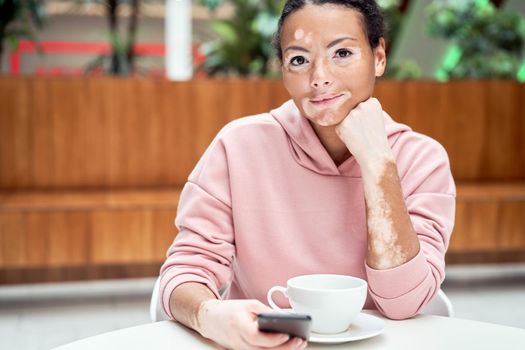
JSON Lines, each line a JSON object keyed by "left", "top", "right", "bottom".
{"left": 198, "top": 0, "right": 285, "bottom": 77}
{"left": 386, "top": 59, "right": 422, "bottom": 79}
{"left": 0, "top": 0, "right": 45, "bottom": 71}
{"left": 377, "top": 0, "right": 403, "bottom": 48}
{"left": 378, "top": 0, "right": 422, "bottom": 79}
{"left": 70, "top": 0, "right": 141, "bottom": 75}
{"left": 427, "top": 1, "right": 525, "bottom": 79}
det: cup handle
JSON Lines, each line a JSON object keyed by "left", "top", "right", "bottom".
{"left": 267, "top": 286, "right": 287, "bottom": 311}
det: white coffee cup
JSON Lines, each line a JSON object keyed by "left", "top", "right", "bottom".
{"left": 267, "top": 274, "right": 367, "bottom": 334}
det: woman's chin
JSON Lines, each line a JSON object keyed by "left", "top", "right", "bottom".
{"left": 309, "top": 110, "right": 346, "bottom": 127}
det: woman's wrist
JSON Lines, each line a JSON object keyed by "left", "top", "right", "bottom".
{"left": 358, "top": 149, "right": 395, "bottom": 179}
{"left": 196, "top": 299, "right": 221, "bottom": 337}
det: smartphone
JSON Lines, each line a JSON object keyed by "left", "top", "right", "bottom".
{"left": 257, "top": 312, "right": 312, "bottom": 340}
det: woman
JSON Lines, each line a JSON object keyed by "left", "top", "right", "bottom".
{"left": 160, "top": 1, "right": 456, "bottom": 349}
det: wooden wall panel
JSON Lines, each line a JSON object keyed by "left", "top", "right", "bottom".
{"left": 373, "top": 80, "right": 406, "bottom": 119}
{"left": 0, "top": 78, "right": 31, "bottom": 188}
{"left": 1, "top": 78, "right": 523, "bottom": 190}
{"left": 0, "top": 195, "right": 178, "bottom": 270}
{"left": 499, "top": 201, "right": 525, "bottom": 249}
{"left": 484, "top": 82, "right": 524, "bottom": 180}
{"left": 48, "top": 79, "right": 79, "bottom": 187}
{"left": 24, "top": 212, "right": 50, "bottom": 266}
{"left": 520, "top": 83, "right": 525, "bottom": 171}
{"left": 0, "top": 211, "right": 90, "bottom": 268}
{"left": 192, "top": 80, "right": 232, "bottom": 158}
{"left": 29, "top": 78, "right": 54, "bottom": 188}
{"left": 152, "top": 209, "right": 178, "bottom": 261}
{"left": 449, "top": 201, "right": 499, "bottom": 252}
{"left": 449, "top": 185, "right": 525, "bottom": 253}
{"left": 0, "top": 263, "right": 163, "bottom": 284}
{"left": 90, "top": 209, "right": 157, "bottom": 264}
{"left": 1, "top": 78, "right": 524, "bottom": 278}
{"left": 83, "top": 79, "right": 112, "bottom": 187}
{"left": 47, "top": 211, "right": 90, "bottom": 267}
{"left": 0, "top": 213, "right": 27, "bottom": 266}
{"left": 158, "top": 81, "right": 196, "bottom": 185}
{"left": 449, "top": 200, "right": 525, "bottom": 253}
{"left": 381, "top": 81, "right": 487, "bottom": 181}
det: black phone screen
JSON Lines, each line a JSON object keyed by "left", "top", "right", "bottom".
{"left": 257, "top": 312, "right": 312, "bottom": 340}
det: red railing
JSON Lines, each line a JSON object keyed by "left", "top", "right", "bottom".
{"left": 9, "top": 40, "right": 206, "bottom": 77}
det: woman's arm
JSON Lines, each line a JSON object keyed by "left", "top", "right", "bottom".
{"left": 335, "top": 97, "right": 419, "bottom": 269}
{"left": 169, "top": 282, "right": 217, "bottom": 332}
{"left": 336, "top": 98, "right": 455, "bottom": 319}
{"left": 161, "top": 128, "right": 306, "bottom": 349}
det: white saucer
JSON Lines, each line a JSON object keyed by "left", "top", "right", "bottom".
{"left": 281, "top": 309, "right": 385, "bottom": 344}
{"left": 308, "top": 313, "right": 385, "bottom": 344}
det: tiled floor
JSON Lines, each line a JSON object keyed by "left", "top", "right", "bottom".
{"left": 1, "top": 264, "right": 524, "bottom": 350}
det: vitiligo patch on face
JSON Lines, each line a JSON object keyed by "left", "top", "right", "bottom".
{"left": 315, "top": 110, "right": 339, "bottom": 126}
{"left": 294, "top": 29, "right": 305, "bottom": 41}
{"left": 349, "top": 47, "right": 362, "bottom": 62}
{"left": 304, "top": 32, "right": 313, "bottom": 44}
{"left": 301, "top": 91, "right": 352, "bottom": 126}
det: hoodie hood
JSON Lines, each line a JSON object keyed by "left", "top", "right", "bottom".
{"left": 270, "top": 99, "right": 411, "bottom": 177}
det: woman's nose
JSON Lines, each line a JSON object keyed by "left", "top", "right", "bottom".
{"left": 310, "top": 62, "right": 333, "bottom": 89}
{"left": 311, "top": 80, "right": 332, "bottom": 88}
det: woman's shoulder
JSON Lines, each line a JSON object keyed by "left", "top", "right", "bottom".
{"left": 384, "top": 112, "right": 448, "bottom": 160}
{"left": 216, "top": 112, "right": 283, "bottom": 141}
{"left": 394, "top": 129, "right": 449, "bottom": 161}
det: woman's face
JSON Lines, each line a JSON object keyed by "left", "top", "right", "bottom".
{"left": 280, "top": 4, "right": 386, "bottom": 127}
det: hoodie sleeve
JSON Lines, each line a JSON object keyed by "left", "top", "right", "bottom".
{"left": 365, "top": 133, "right": 456, "bottom": 320}
{"left": 159, "top": 132, "right": 235, "bottom": 320}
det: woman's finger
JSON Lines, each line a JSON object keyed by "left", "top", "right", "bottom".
{"left": 239, "top": 316, "right": 289, "bottom": 347}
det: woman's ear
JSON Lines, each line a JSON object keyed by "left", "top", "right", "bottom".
{"left": 374, "top": 37, "right": 387, "bottom": 77}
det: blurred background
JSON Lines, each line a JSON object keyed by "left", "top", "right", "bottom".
{"left": 0, "top": 0, "right": 524, "bottom": 349}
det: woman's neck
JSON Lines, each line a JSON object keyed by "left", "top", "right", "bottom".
{"left": 310, "top": 122, "right": 351, "bottom": 166}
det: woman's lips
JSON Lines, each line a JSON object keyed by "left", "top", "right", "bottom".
{"left": 310, "top": 94, "right": 344, "bottom": 106}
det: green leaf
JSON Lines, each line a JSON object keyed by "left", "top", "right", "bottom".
{"left": 426, "top": 1, "right": 525, "bottom": 79}
{"left": 27, "top": 0, "right": 45, "bottom": 28}
{"left": 251, "top": 12, "right": 279, "bottom": 38}
{"left": 6, "top": 33, "right": 19, "bottom": 51}
{"left": 210, "top": 20, "right": 239, "bottom": 45}
{"left": 248, "top": 57, "right": 264, "bottom": 74}
{"left": 198, "top": 0, "right": 224, "bottom": 11}
{"left": 109, "top": 32, "right": 127, "bottom": 54}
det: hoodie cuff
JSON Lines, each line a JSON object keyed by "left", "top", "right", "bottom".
{"left": 161, "top": 273, "right": 222, "bottom": 320}
{"left": 365, "top": 249, "right": 429, "bottom": 299}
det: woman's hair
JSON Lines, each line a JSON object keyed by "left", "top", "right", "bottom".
{"left": 272, "top": 0, "right": 385, "bottom": 62}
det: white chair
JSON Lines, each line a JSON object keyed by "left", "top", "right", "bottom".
{"left": 420, "top": 289, "right": 454, "bottom": 317}
{"left": 150, "top": 276, "right": 170, "bottom": 322}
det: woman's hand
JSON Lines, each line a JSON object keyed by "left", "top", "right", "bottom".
{"left": 335, "top": 98, "right": 393, "bottom": 167}
{"left": 197, "top": 299, "right": 307, "bottom": 350}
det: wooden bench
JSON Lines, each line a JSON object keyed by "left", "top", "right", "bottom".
{"left": 1, "top": 78, "right": 524, "bottom": 283}
{"left": 450, "top": 182, "right": 525, "bottom": 263}
{"left": 0, "top": 189, "right": 180, "bottom": 283}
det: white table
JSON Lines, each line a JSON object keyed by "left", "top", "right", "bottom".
{"left": 53, "top": 312, "right": 525, "bottom": 350}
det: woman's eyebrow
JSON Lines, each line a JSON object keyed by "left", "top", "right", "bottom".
{"left": 284, "top": 36, "right": 358, "bottom": 54}
{"left": 283, "top": 46, "right": 309, "bottom": 54}
{"left": 327, "top": 37, "right": 357, "bottom": 48}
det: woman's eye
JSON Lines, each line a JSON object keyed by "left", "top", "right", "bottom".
{"left": 335, "top": 49, "right": 352, "bottom": 58}
{"left": 290, "top": 56, "right": 307, "bottom": 66}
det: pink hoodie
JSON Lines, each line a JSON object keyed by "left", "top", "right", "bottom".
{"left": 160, "top": 100, "right": 456, "bottom": 320}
